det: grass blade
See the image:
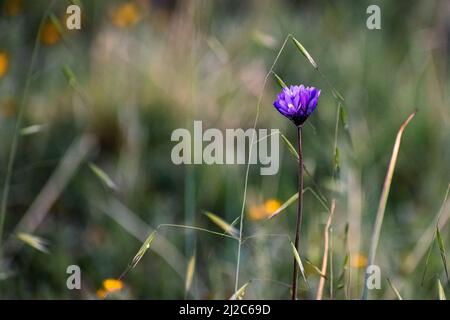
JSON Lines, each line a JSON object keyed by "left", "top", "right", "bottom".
{"left": 62, "top": 64, "right": 77, "bottom": 87}
{"left": 272, "top": 72, "right": 287, "bottom": 89}
{"left": 436, "top": 226, "right": 449, "bottom": 282}
{"left": 89, "top": 162, "right": 118, "bottom": 191}
{"left": 305, "top": 258, "right": 327, "bottom": 279}
{"left": 421, "top": 236, "right": 435, "bottom": 286}
{"left": 336, "top": 253, "right": 349, "bottom": 287}
{"left": 303, "top": 187, "right": 329, "bottom": 212}
{"left": 316, "top": 199, "right": 336, "bottom": 300}
{"left": 362, "top": 111, "right": 416, "bottom": 299}
{"left": 438, "top": 279, "right": 446, "bottom": 300}
{"left": 330, "top": 87, "right": 345, "bottom": 103}
{"left": 20, "top": 124, "right": 47, "bottom": 136}
{"left": 268, "top": 192, "right": 298, "bottom": 219}
{"left": 16, "top": 232, "right": 49, "bottom": 254}
{"left": 0, "top": 0, "right": 56, "bottom": 255}
{"left": 406, "top": 184, "right": 450, "bottom": 276}
{"left": 334, "top": 147, "right": 340, "bottom": 175}
{"left": 339, "top": 105, "right": 349, "bottom": 130}
{"left": 206, "top": 37, "right": 228, "bottom": 63}
{"left": 280, "top": 133, "right": 299, "bottom": 160}
{"left": 204, "top": 211, "right": 238, "bottom": 237}
{"left": 387, "top": 278, "right": 403, "bottom": 300}
{"left": 268, "top": 188, "right": 330, "bottom": 220}
{"left": 290, "top": 241, "right": 309, "bottom": 288}
{"left": 185, "top": 254, "right": 196, "bottom": 294}
{"left": 252, "top": 31, "right": 277, "bottom": 49}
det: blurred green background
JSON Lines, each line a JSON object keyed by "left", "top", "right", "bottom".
{"left": 0, "top": 0, "right": 449, "bottom": 299}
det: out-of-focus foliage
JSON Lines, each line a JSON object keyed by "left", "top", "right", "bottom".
{"left": 0, "top": 0, "right": 449, "bottom": 299}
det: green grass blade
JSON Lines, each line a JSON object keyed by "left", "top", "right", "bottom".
{"left": 272, "top": 72, "right": 287, "bottom": 89}
{"left": 280, "top": 133, "right": 299, "bottom": 160}
{"left": 436, "top": 226, "right": 449, "bottom": 282}
{"left": 290, "top": 241, "right": 309, "bottom": 288}
{"left": 0, "top": 0, "right": 56, "bottom": 256}
{"left": 16, "top": 232, "right": 50, "bottom": 254}
{"left": 158, "top": 223, "right": 237, "bottom": 240}
{"left": 268, "top": 188, "right": 329, "bottom": 221}
{"left": 421, "top": 235, "right": 435, "bottom": 286}
{"left": 89, "top": 162, "right": 118, "bottom": 191}
{"left": 303, "top": 187, "right": 330, "bottom": 212}
{"left": 62, "top": 64, "right": 77, "bottom": 87}
{"left": 204, "top": 211, "right": 238, "bottom": 237}
{"left": 336, "top": 253, "right": 349, "bottom": 286}
{"left": 438, "top": 279, "right": 446, "bottom": 300}
{"left": 185, "top": 254, "right": 196, "bottom": 294}
{"left": 20, "top": 124, "right": 47, "bottom": 136}
{"left": 252, "top": 31, "right": 277, "bottom": 49}
{"left": 330, "top": 87, "right": 345, "bottom": 103}
{"left": 334, "top": 147, "right": 340, "bottom": 175}
{"left": 387, "top": 278, "right": 403, "bottom": 300}
{"left": 305, "top": 258, "right": 327, "bottom": 279}
{"left": 339, "top": 105, "right": 349, "bottom": 130}
{"left": 268, "top": 192, "right": 298, "bottom": 219}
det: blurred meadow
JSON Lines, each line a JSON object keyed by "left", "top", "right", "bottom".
{"left": 0, "top": 0, "right": 449, "bottom": 299}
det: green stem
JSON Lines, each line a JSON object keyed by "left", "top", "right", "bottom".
{"left": 291, "top": 126, "right": 303, "bottom": 300}
{"left": 0, "top": 2, "right": 55, "bottom": 265}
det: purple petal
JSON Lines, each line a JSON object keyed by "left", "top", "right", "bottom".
{"left": 273, "top": 84, "right": 320, "bottom": 125}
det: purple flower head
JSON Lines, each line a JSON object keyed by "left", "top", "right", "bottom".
{"left": 273, "top": 85, "right": 321, "bottom": 126}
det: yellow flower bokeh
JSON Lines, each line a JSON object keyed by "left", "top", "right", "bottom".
{"left": 96, "top": 289, "right": 107, "bottom": 299}
{"left": 3, "top": 0, "right": 22, "bottom": 17}
{"left": 248, "top": 199, "right": 281, "bottom": 221}
{"left": 96, "top": 278, "right": 124, "bottom": 299}
{"left": 0, "top": 52, "right": 9, "bottom": 78}
{"left": 351, "top": 253, "right": 368, "bottom": 268}
{"left": 103, "top": 278, "right": 124, "bottom": 292}
{"left": 1, "top": 98, "right": 16, "bottom": 118}
{"left": 40, "top": 20, "right": 61, "bottom": 46}
{"left": 110, "top": 2, "right": 141, "bottom": 28}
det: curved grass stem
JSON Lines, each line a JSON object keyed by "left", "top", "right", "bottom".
{"left": 234, "top": 34, "right": 292, "bottom": 294}
{"left": 0, "top": 1, "right": 55, "bottom": 259}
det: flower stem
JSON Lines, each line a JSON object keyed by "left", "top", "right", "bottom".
{"left": 292, "top": 125, "right": 303, "bottom": 300}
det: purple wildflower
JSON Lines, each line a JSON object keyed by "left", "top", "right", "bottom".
{"left": 273, "top": 85, "right": 321, "bottom": 126}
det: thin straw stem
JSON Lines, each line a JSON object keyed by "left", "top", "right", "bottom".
{"left": 291, "top": 126, "right": 303, "bottom": 299}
